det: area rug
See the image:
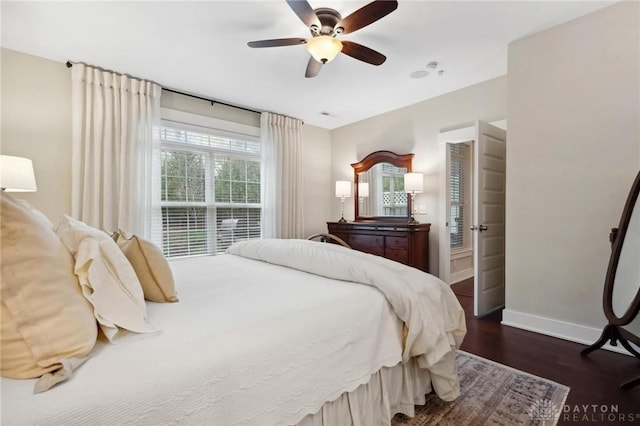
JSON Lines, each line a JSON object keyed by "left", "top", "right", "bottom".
{"left": 392, "top": 351, "right": 570, "bottom": 426}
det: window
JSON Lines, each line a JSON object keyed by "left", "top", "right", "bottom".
{"left": 449, "top": 143, "right": 472, "bottom": 251}
{"left": 160, "top": 121, "right": 261, "bottom": 258}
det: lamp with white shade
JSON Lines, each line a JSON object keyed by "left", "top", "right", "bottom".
{"left": 0, "top": 155, "right": 37, "bottom": 192}
{"left": 358, "top": 182, "right": 369, "bottom": 198}
{"left": 404, "top": 172, "right": 423, "bottom": 224}
{"left": 335, "top": 180, "right": 351, "bottom": 223}
{"left": 357, "top": 182, "right": 369, "bottom": 216}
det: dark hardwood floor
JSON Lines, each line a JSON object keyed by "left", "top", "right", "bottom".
{"left": 451, "top": 278, "right": 640, "bottom": 425}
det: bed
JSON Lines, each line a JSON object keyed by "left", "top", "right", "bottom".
{"left": 1, "top": 194, "right": 466, "bottom": 425}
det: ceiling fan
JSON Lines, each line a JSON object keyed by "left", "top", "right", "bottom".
{"left": 247, "top": 0, "right": 398, "bottom": 78}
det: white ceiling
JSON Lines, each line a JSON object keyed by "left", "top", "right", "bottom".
{"left": 1, "top": 1, "right": 615, "bottom": 129}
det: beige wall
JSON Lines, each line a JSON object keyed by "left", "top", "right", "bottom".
{"left": 504, "top": 1, "right": 640, "bottom": 342}
{"left": 0, "top": 48, "right": 332, "bottom": 237}
{"left": 302, "top": 124, "right": 332, "bottom": 237}
{"left": 161, "top": 90, "right": 260, "bottom": 128}
{"left": 1, "top": 48, "right": 73, "bottom": 222}
{"left": 330, "top": 77, "right": 508, "bottom": 275}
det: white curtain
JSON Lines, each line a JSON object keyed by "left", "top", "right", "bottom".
{"left": 260, "top": 112, "right": 304, "bottom": 239}
{"left": 360, "top": 170, "right": 374, "bottom": 216}
{"left": 371, "top": 165, "right": 384, "bottom": 216}
{"left": 71, "top": 64, "right": 161, "bottom": 240}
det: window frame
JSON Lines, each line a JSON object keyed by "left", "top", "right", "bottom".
{"left": 159, "top": 109, "right": 261, "bottom": 258}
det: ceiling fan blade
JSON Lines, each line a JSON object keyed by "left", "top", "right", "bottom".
{"left": 305, "top": 57, "right": 322, "bottom": 78}
{"left": 286, "top": 0, "right": 321, "bottom": 29}
{"left": 247, "top": 38, "right": 307, "bottom": 48}
{"left": 337, "top": 0, "right": 398, "bottom": 35}
{"left": 341, "top": 41, "right": 386, "bottom": 65}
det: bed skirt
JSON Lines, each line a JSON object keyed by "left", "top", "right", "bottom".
{"left": 297, "top": 357, "right": 433, "bottom": 426}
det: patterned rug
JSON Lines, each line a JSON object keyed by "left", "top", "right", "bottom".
{"left": 392, "top": 351, "right": 570, "bottom": 426}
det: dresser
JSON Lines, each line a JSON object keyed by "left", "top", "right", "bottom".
{"left": 327, "top": 221, "right": 431, "bottom": 272}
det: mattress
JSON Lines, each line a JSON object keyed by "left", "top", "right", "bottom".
{"left": 1, "top": 254, "right": 406, "bottom": 425}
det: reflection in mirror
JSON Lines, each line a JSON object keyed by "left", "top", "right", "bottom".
{"left": 357, "top": 163, "right": 407, "bottom": 217}
{"left": 352, "top": 151, "right": 414, "bottom": 221}
{"left": 612, "top": 194, "right": 640, "bottom": 317}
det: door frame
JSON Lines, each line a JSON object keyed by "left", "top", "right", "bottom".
{"left": 439, "top": 120, "right": 507, "bottom": 316}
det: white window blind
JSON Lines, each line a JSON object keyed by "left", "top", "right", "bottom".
{"left": 449, "top": 143, "right": 471, "bottom": 250}
{"left": 160, "top": 121, "right": 261, "bottom": 258}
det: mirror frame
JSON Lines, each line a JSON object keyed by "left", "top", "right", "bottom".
{"left": 351, "top": 150, "right": 414, "bottom": 222}
{"left": 604, "top": 170, "right": 640, "bottom": 325}
{"left": 582, "top": 170, "right": 640, "bottom": 389}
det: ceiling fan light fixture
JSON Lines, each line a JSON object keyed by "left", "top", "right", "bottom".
{"left": 306, "top": 35, "right": 343, "bottom": 64}
{"left": 247, "top": 0, "right": 397, "bottom": 77}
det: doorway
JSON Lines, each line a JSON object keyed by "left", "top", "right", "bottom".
{"left": 447, "top": 141, "right": 474, "bottom": 287}
{"left": 438, "top": 121, "right": 507, "bottom": 317}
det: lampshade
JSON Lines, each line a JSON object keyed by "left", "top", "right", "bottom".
{"left": 404, "top": 172, "right": 423, "bottom": 194}
{"left": 0, "top": 155, "right": 37, "bottom": 192}
{"left": 306, "top": 35, "right": 343, "bottom": 64}
{"left": 358, "top": 182, "right": 369, "bottom": 198}
{"left": 335, "top": 180, "right": 351, "bottom": 198}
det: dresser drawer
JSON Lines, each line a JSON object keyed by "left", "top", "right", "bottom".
{"left": 385, "top": 236, "right": 408, "bottom": 249}
{"left": 349, "top": 234, "right": 384, "bottom": 256}
{"left": 327, "top": 221, "right": 430, "bottom": 272}
{"left": 349, "top": 234, "right": 383, "bottom": 248}
{"left": 385, "top": 248, "right": 409, "bottom": 264}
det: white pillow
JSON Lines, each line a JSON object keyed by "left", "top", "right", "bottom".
{"left": 55, "top": 215, "right": 160, "bottom": 341}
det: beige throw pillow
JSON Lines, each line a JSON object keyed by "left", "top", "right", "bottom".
{"left": 0, "top": 193, "right": 97, "bottom": 383}
{"left": 55, "top": 215, "right": 160, "bottom": 341}
{"left": 17, "top": 199, "right": 55, "bottom": 230}
{"left": 116, "top": 230, "right": 178, "bottom": 303}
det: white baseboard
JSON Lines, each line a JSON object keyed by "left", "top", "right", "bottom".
{"left": 501, "top": 309, "right": 632, "bottom": 356}
{"left": 450, "top": 268, "right": 473, "bottom": 285}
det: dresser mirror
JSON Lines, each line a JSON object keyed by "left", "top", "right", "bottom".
{"left": 352, "top": 151, "right": 414, "bottom": 222}
{"left": 582, "top": 170, "right": 640, "bottom": 389}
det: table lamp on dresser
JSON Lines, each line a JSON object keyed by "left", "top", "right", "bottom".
{"left": 335, "top": 180, "right": 351, "bottom": 223}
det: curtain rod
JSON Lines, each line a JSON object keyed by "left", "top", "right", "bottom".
{"left": 161, "top": 88, "right": 261, "bottom": 115}
{"left": 66, "top": 60, "right": 262, "bottom": 115}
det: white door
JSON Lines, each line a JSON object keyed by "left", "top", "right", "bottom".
{"left": 472, "top": 120, "right": 507, "bottom": 316}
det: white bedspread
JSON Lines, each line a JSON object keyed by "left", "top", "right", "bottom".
{"left": 228, "top": 239, "right": 466, "bottom": 399}
{"left": 1, "top": 254, "right": 406, "bottom": 425}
